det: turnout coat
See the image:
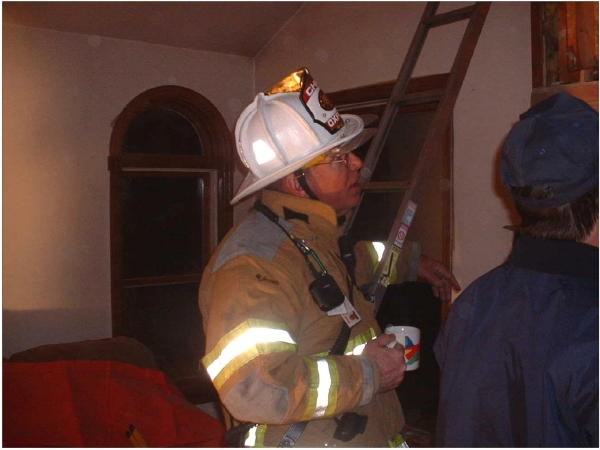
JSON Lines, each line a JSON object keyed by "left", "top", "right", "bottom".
{"left": 199, "top": 190, "right": 407, "bottom": 447}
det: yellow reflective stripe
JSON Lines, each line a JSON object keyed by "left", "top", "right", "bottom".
{"left": 203, "top": 319, "right": 281, "bottom": 368}
{"left": 312, "top": 328, "right": 377, "bottom": 357}
{"left": 255, "top": 424, "right": 267, "bottom": 447}
{"left": 388, "top": 432, "right": 409, "bottom": 447}
{"left": 324, "top": 359, "right": 340, "bottom": 417}
{"left": 202, "top": 320, "right": 296, "bottom": 390}
{"left": 205, "top": 327, "right": 295, "bottom": 378}
{"left": 304, "top": 357, "right": 319, "bottom": 421}
{"left": 217, "top": 341, "right": 295, "bottom": 391}
{"left": 303, "top": 357, "right": 340, "bottom": 419}
{"left": 344, "top": 327, "right": 377, "bottom": 355}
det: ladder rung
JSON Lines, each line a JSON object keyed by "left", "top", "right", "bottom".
{"left": 363, "top": 180, "right": 410, "bottom": 192}
{"left": 424, "top": 5, "right": 477, "bottom": 28}
{"left": 391, "top": 88, "right": 446, "bottom": 106}
{"left": 337, "top": 98, "right": 389, "bottom": 112}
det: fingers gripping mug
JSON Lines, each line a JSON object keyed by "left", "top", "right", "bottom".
{"left": 384, "top": 325, "right": 421, "bottom": 371}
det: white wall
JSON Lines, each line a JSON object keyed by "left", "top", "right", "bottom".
{"left": 254, "top": 2, "right": 532, "bottom": 290}
{"left": 3, "top": 24, "right": 253, "bottom": 356}
{"left": 3, "top": 2, "right": 532, "bottom": 356}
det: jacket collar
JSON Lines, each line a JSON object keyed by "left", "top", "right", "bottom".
{"left": 508, "top": 234, "right": 599, "bottom": 279}
{"left": 260, "top": 190, "right": 339, "bottom": 230}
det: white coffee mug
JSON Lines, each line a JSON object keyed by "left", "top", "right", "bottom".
{"left": 384, "top": 325, "right": 421, "bottom": 371}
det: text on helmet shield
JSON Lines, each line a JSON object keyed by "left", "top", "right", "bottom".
{"left": 300, "top": 73, "right": 344, "bottom": 135}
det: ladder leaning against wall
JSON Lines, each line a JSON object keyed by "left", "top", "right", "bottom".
{"left": 344, "top": 2, "right": 491, "bottom": 312}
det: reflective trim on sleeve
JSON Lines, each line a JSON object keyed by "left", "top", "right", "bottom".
{"left": 244, "top": 424, "right": 267, "bottom": 447}
{"left": 315, "top": 359, "right": 332, "bottom": 417}
{"left": 244, "top": 425, "right": 257, "bottom": 447}
{"left": 309, "top": 328, "right": 377, "bottom": 358}
{"left": 388, "top": 432, "right": 409, "bottom": 447}
{"left": 303, "top": 357, "right": 340, "bottom": 420}
{"left": 344, "top": 327, "right": 377, "bottom": 355}
{"left": 202, "top": 319, "right": 296, "bottom": 390}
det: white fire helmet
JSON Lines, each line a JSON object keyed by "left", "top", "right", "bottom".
{"left": 231, "top": 67, "right": 365, "bottom": 204}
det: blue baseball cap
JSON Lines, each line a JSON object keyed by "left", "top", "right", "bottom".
{"left": 501, "top": 93, "right": 598, "bottom": 209}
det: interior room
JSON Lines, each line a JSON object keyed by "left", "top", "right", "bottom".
{"left": 3, "top": 1, "right": 598, "bottom": 447}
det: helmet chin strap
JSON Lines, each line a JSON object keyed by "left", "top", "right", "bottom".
{"left": 294, "top": 169, "right": 319, "bottom": 201}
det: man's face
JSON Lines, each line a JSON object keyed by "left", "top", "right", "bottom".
{"left": 303, "top": 151, "right": 364, "bottom": 216}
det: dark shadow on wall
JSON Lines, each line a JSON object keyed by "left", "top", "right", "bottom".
{"left": 377, "top": 282, "right": 441, "bottom": 442}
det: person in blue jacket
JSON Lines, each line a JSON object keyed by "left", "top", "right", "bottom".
{"left": 434, "top": 92, "right": 598, "bottom": 447}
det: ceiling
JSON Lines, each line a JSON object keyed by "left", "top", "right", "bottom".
{"left": 3, "top": 1, "right": 304, "bottom": 57}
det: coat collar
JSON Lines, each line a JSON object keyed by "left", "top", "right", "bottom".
{"left": 260, "top": 190, "right": 339, "bottom": 230}
{"left": 509, "top": 234, "right": 599, "bottom": 279}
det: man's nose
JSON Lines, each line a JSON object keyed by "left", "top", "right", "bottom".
{"left": 347, "top": 152, "right": 363, "bottom": 171}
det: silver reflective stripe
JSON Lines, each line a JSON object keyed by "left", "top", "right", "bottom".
{"left": 346, "top": 342, "right": 367, "bottom": 355}
{"left": 206, "top": 327, "right": 296, "bottom": 380}
{"left": 314, "top": 359, "right": 332, "bottom": 417}
{"left": 244, "top": 425, "right": 258, "bottom": 447}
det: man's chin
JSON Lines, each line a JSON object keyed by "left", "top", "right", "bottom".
{"left": 345, "top": 194, "right": 362, "bottom": 212}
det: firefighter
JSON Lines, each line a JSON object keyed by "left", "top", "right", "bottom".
{"left": 199, "top": 67, "right": 455, "bottom": 447}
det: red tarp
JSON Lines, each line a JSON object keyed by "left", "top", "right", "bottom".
{"left": 3, "top": 360, "right": 226, "bottom": 447}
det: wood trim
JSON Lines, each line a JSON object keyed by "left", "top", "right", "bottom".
{"left": 110, "top": 170, "right": 124, "bottom": 336}
{"left": 531, "top": 3, "right": 544, "bottom": 88}
{"left": 557, "top": 3, "right": 570, "bottom": 83}
{"left": 363, "top": 180, "right": 411, "bottom": 192}
{"left": 121, "top": 273, "right": 202, "bottom": 288}
{"left": 109, "top": 154, "right": 213, "bottom": 170}
{"left": 329, "top": 74, "right": 449, "bottom": 106}
{"left": 531, "top": 81, "right": 599, "bottom": 110}
{"left": 532, "top": 2, "right": 599, "bottom": 87}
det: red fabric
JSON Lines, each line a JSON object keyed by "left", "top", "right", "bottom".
{"left": 3, "top": 360, "right": 225, "bottom": 447}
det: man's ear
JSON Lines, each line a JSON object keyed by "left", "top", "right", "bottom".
{"left": 279, "top": 172, "right": 309, "bottom": 198}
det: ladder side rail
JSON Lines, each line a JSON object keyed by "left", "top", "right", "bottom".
{"left": 345, "top": 2, "right": 440, "bottom": 233}
{"left": 361, "top": 1, "right": 487, "bottom": 183}
{"left": 388, "top": 3, "right": 440, "bottom": 100}
{"left": 360, "top": 2, "right": 439, "bottom": 182}
{"left": 425, "top": 4, "right": 479, "bottom": 28}
{"left": 368, "top": 3, "right": 491, "bottom": 310}
{"left": 424, "top": 2, "right": 490, "bottom": 141}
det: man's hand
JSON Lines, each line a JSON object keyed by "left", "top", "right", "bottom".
{"left": 363, "top": 334, "right": 406, "bottom": 393}
{"left": 418, "top": 254, "right": 461, "bottom": 302}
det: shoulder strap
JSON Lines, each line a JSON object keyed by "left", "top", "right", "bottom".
{"left": 338, "top": 235, "right": 357, "bottom": 283}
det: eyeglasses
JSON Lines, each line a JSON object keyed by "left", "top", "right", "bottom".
{"left": 303, "top": 149, "right": 351, "bottom": 169}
